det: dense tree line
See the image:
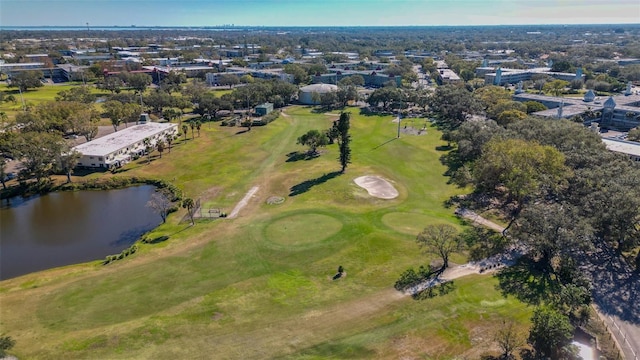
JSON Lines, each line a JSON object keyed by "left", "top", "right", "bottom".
{"left": 435, "top": 95, "right": 640, "bottom": 356}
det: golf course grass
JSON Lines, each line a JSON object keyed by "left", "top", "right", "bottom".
{"left": 0, "top": 106, "right": 531, "bottom": 359}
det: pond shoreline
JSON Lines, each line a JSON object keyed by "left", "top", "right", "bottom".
{"left": 0, "top": 178, "right": 181, "bottom": 280}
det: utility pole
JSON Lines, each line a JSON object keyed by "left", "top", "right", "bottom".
{"left": 397, "top": 109, "right": 401, "bottom": 138}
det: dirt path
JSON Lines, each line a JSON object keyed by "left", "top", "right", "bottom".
{"left": 228, "top": 186, "right": 259, "bottom": 219}
{"left": 456, "top": 208, "right": 506, "bottom": 233}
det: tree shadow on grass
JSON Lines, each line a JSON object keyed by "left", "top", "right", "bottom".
{"left": 495, "top": 256, "right": 559, "bottom": 306}
{"left": 285, "top": 151, "right": 319, "bottom": 163}
{"left": 289, "top": 171, "right": 341, "bottom": 197}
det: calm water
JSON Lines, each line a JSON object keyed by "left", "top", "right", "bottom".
{"left": 0, "top": 186, "right": 161, "bottom": 280}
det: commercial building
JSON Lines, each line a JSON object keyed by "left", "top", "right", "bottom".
{"left": 312, "top": 69, "right": 401, "bottom": 87}
{"left": 481, "top": 67, "right": 585, "bottom": 86}
{"left": 298, "top": 83, "right": 338, "bottom": 105}
{"left": 73, "top": 122, "right": 178, "bottom": 169}
{"left": 205, "top": 68, "right": 293, "bottom": 86}
{"left": 513, "top": 88, "right": 640, "bottom": 131}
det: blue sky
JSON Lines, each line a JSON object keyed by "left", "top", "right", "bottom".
{"left": 1, "top": 0, "right": 639, "bottom": 27}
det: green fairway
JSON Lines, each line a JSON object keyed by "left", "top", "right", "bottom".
{"left": 0, "top": 106, "right": 531, "bottom": 359}
{"left": 265, "top": 212, "right": 343, "bottom": 246}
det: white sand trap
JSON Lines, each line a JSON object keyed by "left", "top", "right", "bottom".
{"left": 354, "top": 176, "right": 399, "bottom": 199}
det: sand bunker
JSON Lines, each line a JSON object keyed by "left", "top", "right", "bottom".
{"left": 354, "top": 176, "right": 399, "bottom": 199}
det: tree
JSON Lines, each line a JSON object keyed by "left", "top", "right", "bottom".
{"left": 14, "top": 132, "right": 63, "bottom": 183}
{"left": 8, "top": 70, "right": 43, "bottom": 92}
{"left": 182, "top": 198, "right": 195, "bottom": 225}
{"left": 181, "top": 124, "right": 188, "bottom": 141}
{"left": 162, "top": 108, "right": 181, "bottom": 123}
{"left": 56, "top": 86, "right": 95, "bottom": 103}
{"left": 297, "top": 129, "right": 328, "bottom": 155}
{"left": 0, "top": 157, "right": 7, "bottom": 190}
{"left": 528, "top": 307, "right": 574, "bottom": 360}
{"left": 164, "top": 132, "right": 174, "bottom": 153}
{"left": 182, "top": 79, "right": 208, "bottom": 103}
{"left": 156, "top": 140, "right": 165, "bottom": 158}
{"left": 284, "top": 63, "right": 309, "bottom": 85}
{"left": 99, "top": 76, "right": 124, "bottom": 93}
{"left": 103, "top": 100, "right": 126, "bottom": 131}
{"left": 144, "top": 90, "right": 173, "bottom": 114}
{"left": 496, "top": 109, "right": 527, "bottom": 126}
{"left": 143, "top": 138, "right": 152, "bottom": 164}
{"left": 147, "top": 189, "right": 173, "bottom": 223}
{"left": 473, "top": 138, "right": 567, "bottom": 210}
{"left": 320, "top": 91, "right": 338, "bottom": 109}
{"left": 430, "top": 84, "right": 482, "bottom": 129}
{"left": 494, "top": 321, "right": 525, "bottom": 360}
{"left": 543, "top": 79, "right": 569, "bottom": 97}
{"left": 57, "top": 148, "right": 81, "bottom": 183}
{"left": 240, "top": 74, "right": 254, "bottom": 84}
{"left": 628, "top": 127, "right": 640, "bottom": 142}
{"left": 489, "top": 100, "right": 527, "bottom": 121}
{"left": 0, "top": 111, "right": 6, "bottom": 130}
{"left": 415, "top": 224, "right": 461, "bottom": 270}
{"left": 523, "top": 100, "right": 548, "bottom": 114}
{"left": 218, "top": 74, "right": 240, "bottom": 89}
{"left": 189, "top": 121, "right": 195, "bottom": 139}
{"left": 194, "top": 93, "right": 221, "bottom": 119}
{"left": 367, "top": 86, "right": 403, "bottom": 111}
{"left": 160, "top": 71, "right": 186, "bottom": 93}
{"left": 336, "top": 112, "right": 351, "bottom": 173}
{"left": 473, "top": 85, "right": 512, "bottom": 115}
{"left": 0, "top": 334, "right": 16, "bottom": 357}
{"left": 126, "top": 73, "right": 152, "bottom": 94}
{"left": 336, "top": 84, "right": 358, "bottom": 107}
{"left": 74, "top": 107, "right": 100, "bottom": 142}
{"left": 195, "top": 120, "right": 202, "bottom": 137}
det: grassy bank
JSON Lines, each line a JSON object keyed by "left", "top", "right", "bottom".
{"left": 0, "top": 106, "right": 531, "bottom": 359}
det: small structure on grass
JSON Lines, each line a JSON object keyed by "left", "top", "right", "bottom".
{"left": 254, "top": 102, "right": 274, "bottom": 116}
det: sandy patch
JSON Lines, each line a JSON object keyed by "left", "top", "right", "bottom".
{"left": 354, "top": 176, "right": 399, "bottom": 199}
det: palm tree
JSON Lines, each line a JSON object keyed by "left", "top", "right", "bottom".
{"left": 143, "top": 138, "right": 152, "bottom": 163}
{"left": 182, "top": 197, "right": 195, "bottom": 225}
{"left": 156, "top": 140, "right": 165, "bottom": 158}
{"left": 195, "top": 120, "right": 202, "bottom": 137}
{"left": 189, "top": 121, "right": 195, "bottom": 139}
{"left": 165, "top": 133, "right": 174, "bottom": 153}
{"left": 181, "top": 124, "right": 188, "bottom": 141}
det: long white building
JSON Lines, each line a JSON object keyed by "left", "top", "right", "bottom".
{"left": 73, "top": 122, "right": 177, "bottom": 169}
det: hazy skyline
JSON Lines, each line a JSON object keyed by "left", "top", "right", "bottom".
{"left": 1, "top": 0, "right": 639, "bottom": 27}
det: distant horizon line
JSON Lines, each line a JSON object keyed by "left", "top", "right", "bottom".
{"left": 2, "top": 23, "right": 639, "bottom": 30}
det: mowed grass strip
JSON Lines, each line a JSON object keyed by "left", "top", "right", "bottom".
{"left": 0, "top": 106, "right": 530, "bottom": 359}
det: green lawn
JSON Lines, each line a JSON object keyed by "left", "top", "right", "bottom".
{"left": 0, "top": 83, "right": 112, "bottom": 122}
{"left": 0, "top": 106, "right": 531, "bottom": 359}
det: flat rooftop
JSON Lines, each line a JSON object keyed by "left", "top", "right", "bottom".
{"left": 73, "top": 122, "right": 176, "bottom": 157}
{"left": 602, "top": 138, "right": 640, "bottom": 157}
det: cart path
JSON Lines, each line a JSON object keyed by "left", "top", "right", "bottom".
{"left": 228, "top": 186, "right": 260, "bottom": 219}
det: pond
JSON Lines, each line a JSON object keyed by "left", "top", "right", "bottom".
{"left": 0, "top": 185, "right": 162, "bottom": 280}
